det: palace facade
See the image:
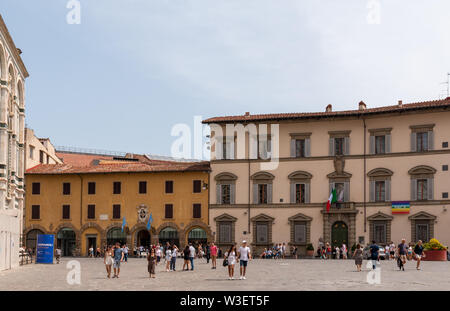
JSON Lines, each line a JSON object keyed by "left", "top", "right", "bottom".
{"left": 203, "top": 98, "right": 450, "bottom": 255}
{"left": 24, "top": 152, "right": 211, "bottom": 256}
{"left": 0, "top": 15, "right": 29, "bottom": 271}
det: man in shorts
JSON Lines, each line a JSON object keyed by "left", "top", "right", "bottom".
{"left": 398, "top": 238, "right": 408, "bottom": 267}
{"left": 413, "top": 240, "right": 425, "bottom": 270}
{"left": 237, "top": 240, "right": 251, "bottom": 280}
{"left": 113, "top": 242, "right": 124, "bottom": 278}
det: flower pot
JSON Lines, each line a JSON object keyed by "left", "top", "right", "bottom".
{"left": 423, "top": 250, "right": 447, "bottom": 261}
{"left": 306, "top": 250, "right": 314, "bottom": 257}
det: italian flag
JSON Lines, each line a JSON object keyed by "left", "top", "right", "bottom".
{"left": 326, "top": 188, "right": 337, "bottom": 213}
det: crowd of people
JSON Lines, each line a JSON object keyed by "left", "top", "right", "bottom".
{"left": 259, "top": 243, "right": 288, "bottom": 259}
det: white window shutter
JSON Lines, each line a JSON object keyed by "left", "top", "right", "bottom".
{"left": 304, "top": 183, "right": 310, "bottom": 203}
{"left": 369, "top": 180, "right": 375, "bottom": 202}
{"left": 290, "top": 183, "right": 296, "bottom": 203}
{"left": 216, "top": 184, "right": 221, "bottom": 204}
{"left": 267, "top": 183, "right": 273, "bottom": 204}
{"left": 230, "top": 184, "right": 236, "bottom": 204}
{"left": 253, "top": 184, "right": 258, "bottom": 204}
{"left": 329, "top": 138, "right": 334, "bottom": 156}
{"left": 344, "top": 181, "right": 350, "bottom": 202}
{"left": 411, "top": 179, "right": 417, "bottom": 201}
{"left": 305, "top": 138, "right": 311, "bottom": 157}
{"left": 369, "top": 136, "right": 375, "bottom": 154}
{"left": 385, "top": 180, "right": 391, "bottom": 201}
{"left": 428, "top": 131, "right": 434, "bottom": 150}
{"left": 290, "top": 139, "right": 296, "bottom": 157}
{"left": 427, "top": 178, "right": 433, "bottom": 200}
{"left": 411, "top": 133, "right": 417, "bottom": 152}
{"left": 385, "top": 134, "right": 391, "bottom": 153}
{"left": 344, "top": 137, "right": 350, "bottom": 155}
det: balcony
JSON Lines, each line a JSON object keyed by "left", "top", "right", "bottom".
{"left": 322, "top": 202, "right": 356, "bottom": 213}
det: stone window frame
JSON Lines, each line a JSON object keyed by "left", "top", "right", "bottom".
{"left": 369, "top": 128, "right": 392, "bottom": 154}
{"left": 251, "top": 171, "right": 275, "bottom": 204}
{"left": 288, "top": 213, "right": 312, "bottom": 246}
{"left": 288, "top": 171, "right": 312, "bottom": 204}
{"left": 408, "top": 165, "right": 436, "bottom": 201}
{"left": 367, "top": 212, "right": 393, "bottom": 245}
{"left": 215, "top": 172, "right": 237, "bottom": 205}
{"left": 328, "top": 130, "right": 351, "bottom": 156}
{"left": 327, "top": 171, "right": 352, "bottom": 203}
{"left": 367, "top": 168, "right": 393, "bottom": 202}
{"left": 408, "top": 211, "right": 436, "bottom": 243}
{"left": 214, "top": 213, "right": 237, "bottom": 246}
{"left": 410, "top": 124, "right": 434, "bottom": 152}
{"left": 289, "top": 132, "right": 311, "bottom": 158}
{"left": 251, "top": 213, "right": 274, "bottom": 247}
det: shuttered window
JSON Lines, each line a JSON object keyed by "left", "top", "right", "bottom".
{"left": 416, "top": 132, "right": 428, "bottom": 152}
{"left": 113, "top": 204, "right": 121, "bottom": 219}
{"left": 113, "top": 182, "right": 121, "bottom": 194}
{"left": 32, "top": 182, "right": 40, "bottom": 195}
{"left": 416, "top": 224, "right": 429, "bottom": 242}
{"left": 375, "top": 135, "right": 385, "bottom": 154}
{"left": 294, "top": 223, "right": 306, "bottom": 244}
{"left": 165, "top": 181, "right": 174, "bottom": 193}
{"left": 193, "top": 204, "right": 201, "bottom": 218}
{"left": 63, "top": 183, "right": 71, "bottom": 195}
{"left": 31, "top": 205, "right": 40, "bottom": 219}
{"left": 87, "top": 205, "right": 95, "bottom": 219}
{"left": 219, "top": 222, "right": 232, "bottom": 243}
{"left": 256, "top": 223, "right": 268, "bottom": 244}
{"left": 295, "top": 184, "right": 305, "bottom": 204}
{"left": 221, "top": 184, "right": 231, "bottom": 204}
{"left": 375, "top": 181, "right": 386, "bottom": 202}
{"left": 334, "top": 137, "right": 344, "bottom": 156}
{"left": 165, "top": 204, "right": 173, "bottom": 219}
{"left": 88, "top": 182, "right": 96, "bottom": 195}
{"left": 374, "top": 223, "right": 386, "bottom": 243}
{"left": 139, "top": 181, "right": 147, "bottom": 194}
{"left": 62, "top": 205, "right": 70, "bottom": 219}
{"left": 258, "top": 184, "right": 268, "bottom": 204}
{"left": 417, "top": 179, "right": 428, "bottom": 200}
{"left": 193, "top": 180, "right": 202, "bottom": 193}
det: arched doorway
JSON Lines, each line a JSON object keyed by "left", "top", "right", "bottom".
{"left": 159, "top": 227, "right": 179, "bottom": 247}
{"left": 187, "top": 228, "right": 207, "bottom": 248}
{"left": 26, "top": 229, "right": 44, "bottom": 254}
{"left": 107, "top": 228, "right": 127, "bottom": 246}
{"left": 136, "top": 229, "right": 151, "bottom": 248}
{"left": 331, "top": 221, "right": 348, "bottom": 249}
{"left": 57, "top": 228, "right": 77, "bottom": 256}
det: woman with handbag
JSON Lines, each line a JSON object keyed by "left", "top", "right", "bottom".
{"left": 224, "top": 244, "right": 237, "bottom": 280}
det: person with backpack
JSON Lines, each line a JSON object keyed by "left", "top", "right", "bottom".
{"left": 369, "top": 240, "right": 379, "bottom": 270}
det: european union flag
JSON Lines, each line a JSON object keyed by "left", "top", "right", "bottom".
{"left": 121, "top": 217, "right": 127, "bottom": 232}
{"left": 146, "top": 213, "right": 153, "bottom": 231}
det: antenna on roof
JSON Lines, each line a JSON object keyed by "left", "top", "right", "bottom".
{"left": 440, "top": 72, "right": 450, "bottom": 99}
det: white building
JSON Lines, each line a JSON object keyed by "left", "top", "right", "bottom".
{"left": 0, "top": 15, "right": 29, "bottom": 271}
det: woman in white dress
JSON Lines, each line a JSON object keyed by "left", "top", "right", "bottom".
{"left": 104, "top": 246, "right": 114, "bottom": 278}
{"left": 225, "top": 244, "right": 237, "bottom": 280}
{"left": 165, "top": 246, "right": 172, "bottom": 272}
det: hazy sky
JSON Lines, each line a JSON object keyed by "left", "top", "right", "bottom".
{"left": 2, "top": 0, "right": 449, "bottom": 158}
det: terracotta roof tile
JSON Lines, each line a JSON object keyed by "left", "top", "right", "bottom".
{"left": 202, "top": 97, "right": 450, "bottom": 124}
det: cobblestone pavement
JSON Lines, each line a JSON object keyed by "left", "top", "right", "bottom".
{"left": 1, "top": 257, "right": 449, "bottom": 291}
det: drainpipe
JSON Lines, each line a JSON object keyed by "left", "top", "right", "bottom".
{"left": 77, "top": 174, "right": 83, "bottom": 255}
{"left": 363, "top": 118, "right": 367, "bottom": 233}
{"left": 248, "top": 156, "right": 251, "bottom": 234}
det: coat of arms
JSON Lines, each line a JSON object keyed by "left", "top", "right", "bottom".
{"left": 137, "top": 204, "right": 149, "bottom": 223}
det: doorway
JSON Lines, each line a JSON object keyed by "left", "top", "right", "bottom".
{"left": 57, "top": 228, "right": 76, "bottom": 257}
{"left": 137, "top": 230, "right": 151, "bottom": 248}
{"left": 331, "top": 221, "right": 348, "bottom": 249}
{"left": 86, "top": 235, "right": 97, "bottom": 256}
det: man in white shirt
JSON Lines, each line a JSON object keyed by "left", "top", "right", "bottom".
{"left": 189, "top": 243, "right": 196, "bottom": 271}
{"left": 237, "top": 240, "right": 251, "bottom": 280}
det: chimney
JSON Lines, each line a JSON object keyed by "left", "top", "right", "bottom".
{"left": 325, "top": 104, "right": 332, "bottom": 112}
{"left": 398, "top": 100, "right": 403, "bottom": 107}
{"left": 358, "top": 101, "right": 366, "bottom": 110}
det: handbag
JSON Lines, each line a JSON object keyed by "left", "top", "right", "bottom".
{"left": 223, "top": 258, "right": 228, "bottom": 267}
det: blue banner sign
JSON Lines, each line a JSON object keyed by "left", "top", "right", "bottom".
{"left": 36, "top": 234, "right": 54, "bottom": 264}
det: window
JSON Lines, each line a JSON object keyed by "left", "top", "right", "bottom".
{"left": 112, "top": 204, "right": 121, "bottom": 219}
{"left": 443, "top": 165, "right": 448, "bottom": 171}
{"left": 63, "top": 183, "right": 71, "bottom": 195}
{"left": 31, "top": 205, "right": 40, "bottom": 219}
{"left": 294, "top": 223, "right": 306, "bottom": 244}
{"left": 193, "top": 180, "right": 202, "bottom": 193}
{"left": 165, "top": 181, "right": 173, "bottom": 194}
{"left": 295, "top": 184, "right": 305, "bottom": 204}
{"left": 258, "top": 136, "right": 271, "bottom": 159}
{"left": 218, "top": 222, "right": 232, "bottom": 244}
{"left": 334, "top": 137, "right": 344, "bottom": 156}
{"left": 165, "top": 204, "right": 173, "bottom": 219}
{"left": 290, "top": 134, "right": 311, "bottom": 157}
{"left": 39, "top": 150, "right": 44, "bottom": 163}
{"left": 416, "top": 224, "right": 429, "bottom": 242}
{"left": 443, "top": 192, "right": 449, "bottom": 199}
{"left": 256, "top": 222, "right": 268, "bottom": 244}
{"left": 295, "top": 139, "right": 305, "bottom": 158}
{"left": 375, "top": 181, "right": 386, "bottom": 202}
{"left": 443, "top": 142, "right": 449, "bottom": 148}
{"left": 193, "top": 204, "right": 201, "bottom": 218}
{"left": 375, "top": 136, "right": 385, "bottom": 154}
{"left": 374, "top": 223, "right": 386, "bottom": 244}
{"left": 416, "top": 132, "right": 429, "bottom": 152}
{"left": 417, "top": 179, "right": 428, "bottom": 200}
{"left": 62, "top": 205, "right": 70, "bottom": 219}
{"left": 88, "top": 182, "right": 96, "bottom": 195}
{"left": 220, "top": 184, "right": 231, "bottom": 204}
{"left": 335, "top": 183, "right": 345, "bottom": 202}
{"left": 29, "top": 145, "right": 34, "bottom": 159}
{"left": 113, "top": 182, "right": 121, "bottom": 194}
{"left": 258, "top": 184, "right": 268, "bottom": 204}
{"left": 32, "top": 182, "right": 40, "bottom": 195}
{"left": 87, "top": 205, "right": 96, "bottom": 219}
{"left": 139, "top": 181, "right": 147, "bottom": 194}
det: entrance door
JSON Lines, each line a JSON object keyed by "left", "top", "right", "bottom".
{"left": 57, "top": 228, "right": 76, "bottom": 256}
{"left": 86, "top": 235, "right": 97, "bottom": 256}
{"left": 331, "top": 221, "right": 348, "bottom": 249}
{"left": 137, "top": 230, "right": 151, "bottom": 248}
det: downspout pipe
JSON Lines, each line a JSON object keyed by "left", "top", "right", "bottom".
{"left": 363, "top": 118, "right": 367, "bottom": 233}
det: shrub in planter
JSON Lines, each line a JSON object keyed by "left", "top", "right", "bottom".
{"left": 423, "top": 238, "right": 448, "bottom": 261}
{"left": 306, "top": 243, "right": 314, "bottom": 257}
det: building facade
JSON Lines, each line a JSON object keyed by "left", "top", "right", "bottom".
{"left": 204, "top": 98, "right": 450, "bottom": 255}
{"left": 0, "top": 15, "right": 29, "bottom": 271}
{"left": 24, "top": 153, "right": 211, "bottom": 256}
{"left": 25, "top": 128, "right": 62, "bottom": 169}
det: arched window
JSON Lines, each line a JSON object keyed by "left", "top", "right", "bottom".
{"left": 367, "top": 168, "right": 393, "bottom": 202}
{"left": 251, "top": 172, "right": 275, "bottom": 204}
{"left": 408, "top": 165, "right": 436, "bottom": 201}
{"left": 215, "top": 172, "right": 237, "bottom": 205}
{"left": 288, "top": 171, "right": 312, "bottom": 204}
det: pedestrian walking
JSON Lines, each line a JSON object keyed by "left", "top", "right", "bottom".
{"left": 171, "top": 245, "right": 178, "bottom": 271}
{"left": 389, "top": 241, "right": 396, "bottom": 260}
{"left": 155, "top": 244, "right": 162, "bottom": 265}
{"left": 210, "top": 242, "right": 218, "bottom": 269}
{"left": 353, "top": 244, "right": 363, "bottom": 272}
{"left": 335, "top": 246, "right": 340, "bottom": 259}
{"left": 123, "top": 244, "right": 129, "bottom": 262}
{"left": 237, "top": 240, "right": 251, "bottom": 280}
{"left": 55, "top": 247, "right": 61, "bottom": 264}
{"left": 165, "top": 246, "right": 172, "bottom": 272}
{"left": 189, "top": 243, "right": 196, "bottom": 270}
{"left": 341, "top": 244, "right": 347, "bottom": 259}
{"left": 112, "top": 242, "right": 124, "bottom": 278}
{"left": 182, "top": 245, "right": 190, "bottom": 271}
{"left": 147, "top": 248, "right": 156, "bottom": 278}
{"left": 413, "top": 240, "right": 425, "bottom": 270}
{"left": 369, "top": 240, "right": 379, "bottom": 270}
{"left": 206, "top": 243, "right": 211, "bottom": 264}
{"left": 397, "top": 238, "right": 408, "bottom": 269}
{"left": 225, "top": 244, "right": 237, "bottom": 280}
{"left": 89, "top": 246, "right": 94, "bottom": 258}
{"left": 104, "top": 245, "right": 113, "bottom": 278}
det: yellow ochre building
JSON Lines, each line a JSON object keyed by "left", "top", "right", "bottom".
{"left": 24, "top": 151, "right": 211, "bottom": 256}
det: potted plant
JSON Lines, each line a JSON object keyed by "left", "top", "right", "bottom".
{"left": 423, "top": 238, "right": 448, "bottom": 261}
{"left": 306, "top": 243, "right": 314, "bottom": 257}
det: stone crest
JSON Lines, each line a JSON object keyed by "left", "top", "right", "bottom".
{"left": 333, "top": 155, "right": 345, "bottom": 175}
{"left": 136, "top": 204, "right": 149, "bottom": 223}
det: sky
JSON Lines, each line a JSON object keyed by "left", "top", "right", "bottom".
{"left": 1, "top": 0, "right": 449, "bottom": 158}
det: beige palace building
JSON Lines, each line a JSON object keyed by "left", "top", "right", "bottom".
{"left": 203, "top": 98, "right": 450, "bottom": 255}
